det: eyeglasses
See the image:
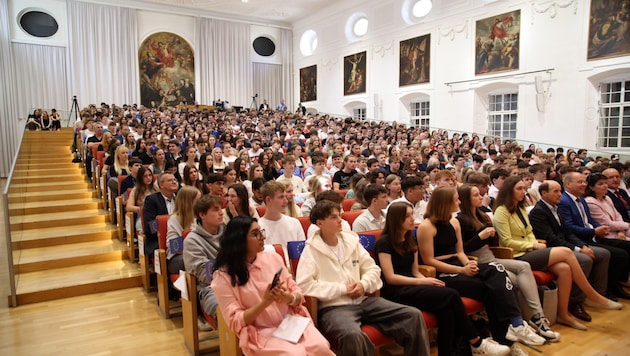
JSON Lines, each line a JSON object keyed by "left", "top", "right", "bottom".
{"left": 251, "top": 229, "right": 266, "bottom": 240}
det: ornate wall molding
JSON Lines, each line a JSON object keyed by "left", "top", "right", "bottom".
{"left": 321, "top": 57, "right": 339, "bottom": 69}
{"left": 373, "top": 40, "right": 395, "bottom": 58}
{"left": 530, "top": 0, "right": 578, "bottom": 24}
{"left": 437, "top": 20, "right": 468, "bottom": 44}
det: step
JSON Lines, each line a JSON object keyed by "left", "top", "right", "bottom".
{"left": 7, "top": 189, "right": 96, "bottom": 204}
{"left": 8, "top": 181, "right": 91, "bottom": 193}
{"left": 10, "top": 174, "right": 86, "bottom": 184}
{"left": 9, "top": 197, "right": 102, "bottom": 215}
{"left": 12, "top": 167, "right": 81, "bottom": 177}
{"left": 11, "top": 222, "right": 117, "bottom": 250}
{"left": 14, "top": 162, "right": 80, "bottom": 170}
{"left": 10, "top": 210, "right": 109, "bottom": 230}
{"left": 14, "top": 260, "right": 142, "bottom": 305}
{"left": 17, "top": 153, "right": 75, "bottom": 160}
{"left": 13, "top": 240, "right": 130, "bottom": 273}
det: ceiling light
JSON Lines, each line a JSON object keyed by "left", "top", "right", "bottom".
{"left": 412, "top": 0, "right": 432, "bottom": 18}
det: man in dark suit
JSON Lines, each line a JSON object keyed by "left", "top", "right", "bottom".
{"left": 603, "top": 167, "right": 630, "bottom": 223}
{"left": 558, "top": 172, "right": 630, "bottom": 301}
{"left": 143, "top": 173, "right": 178, "bottom": 256}
{"left": 259, "top": 99, "right": 269, "bottom": 111}
{"left": 530, "top": 181, "right": 618, "bottom": 323}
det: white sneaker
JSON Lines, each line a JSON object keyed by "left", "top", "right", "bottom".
{"left": 471, "top": 338, "right": 511, "bottom": 356}
{"left": 506, "top": 321, "right": 546, "bottom": 346}
{"left": 509, "top": 343, "right": 529, "bottom": 356}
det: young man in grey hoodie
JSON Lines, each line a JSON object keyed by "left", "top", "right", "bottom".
{"left": 183, "top": 194, "right": 225, "bottom": 328}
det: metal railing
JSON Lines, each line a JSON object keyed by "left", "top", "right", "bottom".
{"left": 2, "top": 127, "right": 26, "bottom": 307}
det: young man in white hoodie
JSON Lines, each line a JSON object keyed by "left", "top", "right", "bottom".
{"left": 295, "top": 200, "right": 429, "bottom": 356}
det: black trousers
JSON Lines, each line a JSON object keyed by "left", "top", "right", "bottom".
{"left": 595, "top": 239, "right": 630, "bottom": 285}
{"left": 382, "top": 284, "right": 477, "bottom": 356}
{"left": 437, "top": 262, "right": 521, "bottom": 345}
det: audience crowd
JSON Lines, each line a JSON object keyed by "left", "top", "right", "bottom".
{"left": 72, "top": 101, "right": 630, "bottom": 356}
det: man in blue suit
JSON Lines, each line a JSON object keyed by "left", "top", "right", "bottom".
{"left": 558, "top": 172, "right": 630, "bottom": 301}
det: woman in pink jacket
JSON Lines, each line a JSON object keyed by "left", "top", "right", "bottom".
{"left": 585, "top": 173, "right": 630, "bottom": 240}
{"left": 211, "top": 216, "right": 333, "bottom": 356}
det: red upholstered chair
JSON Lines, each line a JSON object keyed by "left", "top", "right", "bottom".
{"left": 342, "top": 198, "right": 356, "bottom": 212}
{"left": 255, "top": 205, "right": 266, "bottom": 218}
{"left": 342, "top": 210, "right": 363, "bottom": 230}
{"left": 298, "top": 216, "right": 311, "bottom": 237}
{"left": 337, "top": 189, "right": 349, "bottom": 198}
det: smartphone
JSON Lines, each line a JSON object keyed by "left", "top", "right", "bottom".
{"left": 270, "top": 267, "right": 283, "bottom": 289}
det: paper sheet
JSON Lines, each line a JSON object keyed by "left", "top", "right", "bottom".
{"left": 173, "top": 270, "right": 188, "bottom": 300}
{"left": 272, "top": 314, "right": 310, "bottom": 344}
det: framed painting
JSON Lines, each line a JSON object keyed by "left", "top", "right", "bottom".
{"left": 299, "top": 65, "right": 317, "bottom": 102}
{"left": 344, "top": 51, "right": 366, "bottom": 95}
{"left": 139, "top": 32, "right": 195, "bottom": 108}
{"left": 587, "top": 0, "right": 630, "bottom": 60}
{"left": 400, "top": 34, "right": 430, "bottom": 86}
{"left": 475, "top": 10, "right": 521, "bottom": 75}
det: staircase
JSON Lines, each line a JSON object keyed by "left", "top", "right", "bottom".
{"left": 7, "top": 129, "right": 142, "bottom": 305}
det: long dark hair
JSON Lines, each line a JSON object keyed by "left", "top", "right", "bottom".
{"left": 213, "top": 216, "right": 257, "bottom": 286}
{"left": 493, "top": 175, "right": 525, "bottom": 213}
{"left": 457, "top": 184, "right": 491, "bottom": 232}
{"left": 233, "top": 158, "right": 249, "bottom": 181}
{"left": 381, "top": 201, "right": 417, "bottom": 254}
{"left": 199, "top": 152, "right": 213, "bottom": 177}
{"left": 227, "top": 183, "right": 252, "bottom": 219}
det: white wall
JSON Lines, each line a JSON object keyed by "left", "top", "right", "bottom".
{"left": 292, "top": 0, "right": 630, "bottom": 151}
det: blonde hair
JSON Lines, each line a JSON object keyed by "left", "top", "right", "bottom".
{"left": 279, "top": 180, "right": 300, "bottom": 218}
{"left": 173, "top": 186, "right": 200, "bottom": 229}
{"left": 424, "top": 186, "right": 457, "bottom": 224}
{"left": 113, "top": 146, "right": 129, "bottom": 176}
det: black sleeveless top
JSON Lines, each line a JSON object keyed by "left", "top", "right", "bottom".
{"left": 433, "top": 221, "right": 458, "bottom": 256}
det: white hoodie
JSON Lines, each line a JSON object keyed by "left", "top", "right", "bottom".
{"left": 295, "top": 230, "right": 382, "bottom": 310}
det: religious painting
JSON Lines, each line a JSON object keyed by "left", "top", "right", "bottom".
{"left": 344, "top": 51, "right": 366, "bottom": 95}
{"left": 587, "top": 0, "right": 630, "bottom": 60}
{"left": 139, "top": 32, "right": 195, "bottom": 108}
{"left": 299, "top": 65, "right": 317, "bottom": 102}
{"left": 475, "top": 10, "right": 520, "bottom": 75}
{"left": 400, "top": 34, "right": 430, "bottom": 86}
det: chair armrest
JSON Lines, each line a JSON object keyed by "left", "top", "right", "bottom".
{"left": 304, "top": 296, "right": 318, "bottom": 327}
{"left": 490, "top": 246, "right": 514, "bottom": 259}
{"left": 418, "top": 265, "right": 436, "bottom": 278}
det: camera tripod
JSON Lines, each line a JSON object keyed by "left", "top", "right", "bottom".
{"left": 250, "top": 94, "right": 258, "bottom": 111}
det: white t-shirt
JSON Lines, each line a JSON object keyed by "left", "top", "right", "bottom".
{"left": 259, "top": 215, "right": 306, "bottom": 246}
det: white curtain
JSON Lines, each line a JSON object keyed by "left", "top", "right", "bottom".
{"left": 0, "top": 0, "right": 20, "bottom": 177}
{"left": 12, "top": 43, "right": 68, "bottom": 117}
{"left": 67, "top": 0, "right": 139, "bottom": 107}
{"left": 280, "top": 28, "right": 294, "bottom": 111}
{"left": 205, "top": 18, "right": 252, "bottom": 108}
{"left": 253, "top": 63, "right": 282, "bottom": 111}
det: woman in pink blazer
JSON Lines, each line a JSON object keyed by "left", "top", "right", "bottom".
{"left": 585, "top": 173, "right": 630, "bottom": 240}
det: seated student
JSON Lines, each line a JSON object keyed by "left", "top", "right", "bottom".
{"left": 127, "top": 167, "right": 158, "bottom": 232}
{"left": 378, "top": 201, "right": 512, "bottom": 356}
{"left": 434, "top": 169, "right": 456, "bottom": 188}
{"left": 108, "top": 146, "right": 130, "bottom": 197}
{"left": 306, "top": 190, "right": 352, "bottom": 239}
{"left": 224, "top": 183, "right": 259, "bottom": 224}
{"left": 166, "top": 186, "right": 201, "bottom": 273}
{"left": 205, "top": 173, "right": 227, "bottom": 206}
{"left": 389, "top": 175, "right": 427, "bottom": 224}
{"left": 488, "top": 169, "right": 509, "bottom": 199}
{"left": 276, "top": 154, "right": 306, "bottom": 194}
{"left": 328, "top": 152, "right": 344, "bottom": 176}
{"left": 279, "top": 180, "right": 302, "bottom": 218}
{"left": 333, "top": 155, "right": 358, "bottom": 191}
{"left": 457, "top": 184, "right": 560, "bottom": 341}
{"left": 258, "top": 181, "right": 306, "bottom": 247}
{"left": 343, "top": 173, "right": 365, "bottom": 199}
{"left": 212, "top": 216, "right": 334, "bottom": 356}
{"left": 296, "top": 200, "right": 430, "bottom": 356}
{"left": 183, "top": 165, "right": 210, "bottom": 195}
{"left": 249, "top": 177, "right": 266, "bottom": 208}
{"left": 183, "top": 194, "right": 225, "bottom": 330}
{"left": 301, "top": 176, "right": 331, "bottom": 217}
{"left": 303, "top": 154, "right": 331, "bottom": 188}
{"left": 419, "top": 187, "right": 545, "bottom": 352}
{"left": 385, "top": 174, "right": 402, "bottom": 203}
{"left": 120, "top": 158, "right": 143, "bottom": 203}
{"left": 352, "top": 184, "right": 388, "bottom": 232}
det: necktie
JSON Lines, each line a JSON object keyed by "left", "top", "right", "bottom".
{"left": 576, "top": 198, "right": 588, "bottom": 227}
{"left": 615, "top": 191, "right": 628, "bottom": 208}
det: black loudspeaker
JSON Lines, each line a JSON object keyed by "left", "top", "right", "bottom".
{"left": 9, "top": 0, "right": 68, "bottom": 47}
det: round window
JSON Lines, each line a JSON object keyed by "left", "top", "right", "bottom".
{"left": 19, "top": 10, "right": 58, "bottom": 38}
{"left": 253, "top": 36, "right": 276, "bottom": 57}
